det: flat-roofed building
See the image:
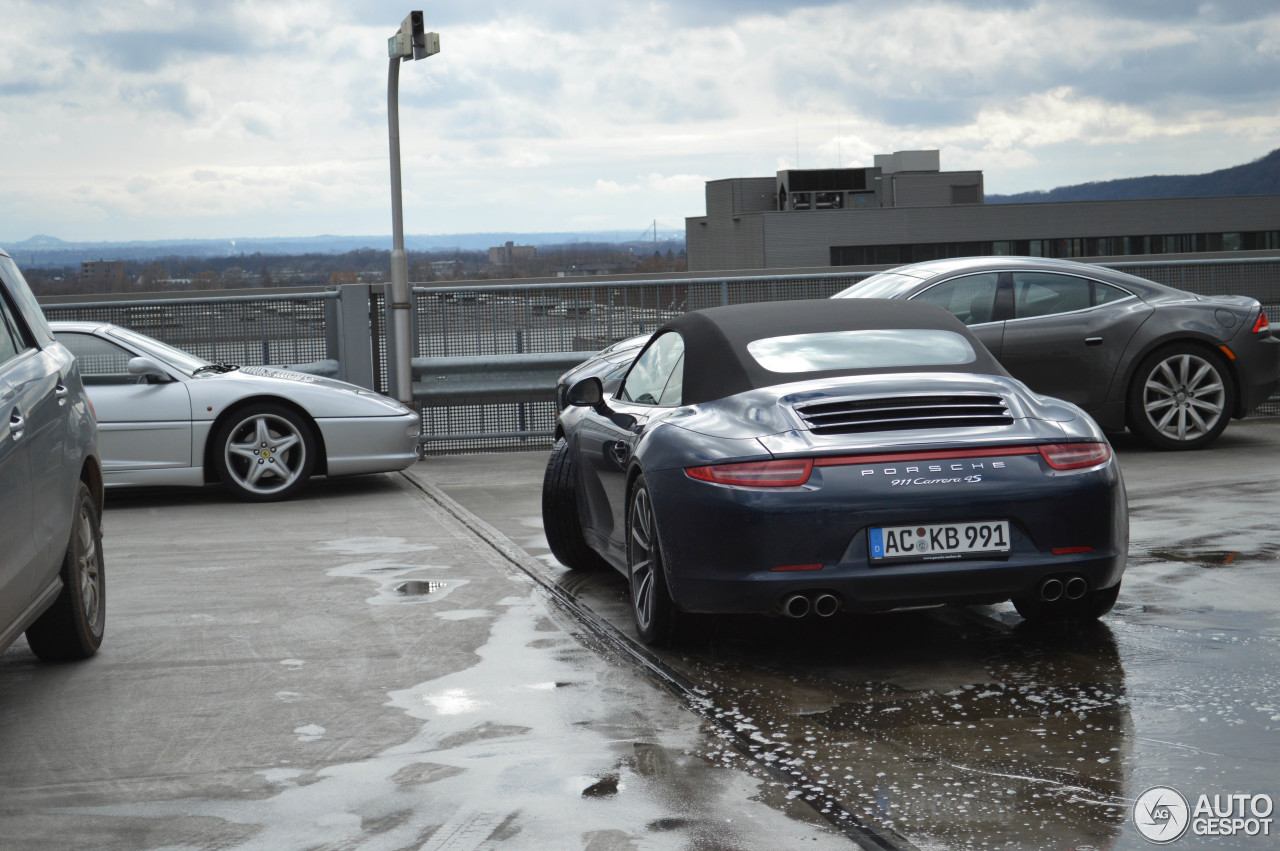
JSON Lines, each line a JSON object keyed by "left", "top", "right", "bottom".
{"left": 686, "top": 150, "right": 1280, "bottom": 271}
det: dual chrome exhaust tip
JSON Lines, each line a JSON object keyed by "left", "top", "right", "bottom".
{"left": 782, "top": 592, "right": 840, "bottom": 618}
{"left": 1040, "top": 574, "right": 1090, "bottom": 602}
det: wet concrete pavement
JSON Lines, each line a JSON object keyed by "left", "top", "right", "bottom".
{"left": 0, "top": 474, "right": 848, "bottom": 849}
{"left": 412, "top": 419, "right": 1280, "bottom": 850}
{"left": 2, "top": 421, "right": 1278, "bottom": 849}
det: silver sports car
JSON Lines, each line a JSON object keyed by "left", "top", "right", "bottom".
{"left": 51, "top": 322, "right": 421, "bottom": 501}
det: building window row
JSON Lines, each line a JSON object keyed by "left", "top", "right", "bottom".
{"left": 831, "top": 231, "right": 1280, "bottom": 266}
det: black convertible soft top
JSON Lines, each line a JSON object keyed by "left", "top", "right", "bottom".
{"left": 649, "top": 298, "right": 1008, "bottom": 406}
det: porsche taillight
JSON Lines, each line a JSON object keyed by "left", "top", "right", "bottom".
{"left": 686, "top": 458, "right": 814, "bottom": 487}
{"left": 1038, "top": 442, "right": 1111, "bottom": 470}
{"left": 1253, "top": 309, "right": 1271, "bottom": 335}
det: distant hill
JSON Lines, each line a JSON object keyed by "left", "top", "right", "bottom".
{"left": 1, "top": 229, "right": 687, "bottom": 269}
{"left": 986, "top": 148, "right": 1280, "bottom": 204}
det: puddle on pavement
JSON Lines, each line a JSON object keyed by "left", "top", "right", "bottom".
{"left": 396, "top": 580, "right": 447, "bottom": 596}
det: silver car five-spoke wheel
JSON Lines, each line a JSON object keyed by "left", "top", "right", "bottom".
{"left": 214, "top": 403, "right": 317, "bottom": 501}
{"left": 1128, "top": 345, "right": 1234, "bottom": 450}
{"left": 627, "top": 475, "right": 681, "bottom": 645}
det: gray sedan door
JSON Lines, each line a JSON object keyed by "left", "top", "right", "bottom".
{"left": 0, "top": 369, "right": 34, "bottom": 634}
{"left": 998, "top": 272, "right": 1153, "bottom": 412}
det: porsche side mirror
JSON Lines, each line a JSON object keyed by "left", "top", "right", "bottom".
{"left": 566, "top": 376, "right": 605, "bottom": 408}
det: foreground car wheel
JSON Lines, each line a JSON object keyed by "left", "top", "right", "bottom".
{"left": 214, "top": 403, "right": 316, "bottom": 501}
{"left": 1128, "top": 345, "right": 1234, "bottom": 450}
{"left": 541, "top": 438, "right": 606, "bottom": 571}
{"left": 628, "top": 476, "right": 682, "bottom": 645}
{"left": 1013, "top": 582, "right": 1121, "bottom": 624}
{"left": 26, "top": 483, "right": 105, "bottom": 661}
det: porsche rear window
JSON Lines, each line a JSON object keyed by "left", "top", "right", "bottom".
{"left": 745, "top": 329, "right": 976, "bottom": 374}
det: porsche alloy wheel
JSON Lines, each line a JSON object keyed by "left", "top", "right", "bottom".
{"left": 215, "top": 403, "right": 316, "bottom": 501}
{"left": 1128, "top": 346, "right": 1234, "bottom": 450}
{"left": 627, "top": 476, "right": 680, "bottom": 645}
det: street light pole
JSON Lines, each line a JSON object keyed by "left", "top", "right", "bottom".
{"left": 386, "top": 12, "right": 439, "bottom": 406}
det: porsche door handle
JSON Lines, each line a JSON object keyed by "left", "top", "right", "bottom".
{"left": 9, "top": 412, "right": 24, "bottom": 441}
{"left": 55, "top": 383, "right": 70, "bottom": 405}
{"left": 608, "top": 441, "right": 630, "bottom": 466}
{"left": 1085, "top": 336, "right": 1104, "bottom": 346}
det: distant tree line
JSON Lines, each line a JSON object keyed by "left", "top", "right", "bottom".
{"left": 25, "top": 240, "right": 687, "bottom": 297}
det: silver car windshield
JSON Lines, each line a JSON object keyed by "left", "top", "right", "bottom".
{"left": 105, "top": 327, "right": 210, "bottom": 375}
{"left": 747, "top": 329, "right": 976, "bottom": 373}
{"left": 832, "top": 272, "right": 924, "bottom": 299}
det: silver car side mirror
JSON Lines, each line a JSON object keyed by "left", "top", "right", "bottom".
{"left": 127, "top": 356, "right": 169, "bottom": 380}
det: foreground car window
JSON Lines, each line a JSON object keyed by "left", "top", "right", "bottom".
{"left": 747, "top": 329, "right": 976, "bottom": 373}
{"left": 0, "top": 290, "right": 29, "bottom": 364}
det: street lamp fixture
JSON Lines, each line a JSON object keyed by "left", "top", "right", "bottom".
{"left": 386, "top": 11, "right": 440, "bottom": 406}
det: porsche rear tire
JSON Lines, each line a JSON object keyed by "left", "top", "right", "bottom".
{"left": 1012, "top": 582, "right": 1121, "bottom": 624}
{"left": 627, "top": 476, "right": 682, "bottom": 645}
{"left": 541, "top": 438, "right": 606, "bottom": 571}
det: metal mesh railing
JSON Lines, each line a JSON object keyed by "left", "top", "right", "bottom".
{"left": 42, "top": 292, "right": 336, "bottom": 368}
{"left": 38, "top": 259, "right": 1280, "bottom": 453}
{"left": 409, "top": 273, "right": 874, "bottom": 453}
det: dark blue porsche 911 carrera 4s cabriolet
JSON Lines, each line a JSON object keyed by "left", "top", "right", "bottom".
{"left": 542, "top": 298, "right": 1128, "bottom": 645}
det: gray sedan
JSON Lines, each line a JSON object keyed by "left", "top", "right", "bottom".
{"left": 833, "top": 257, "right": 1279, "bottom": 449}
{"left": 50, "top": 322, "right": 421, "bottom": 501}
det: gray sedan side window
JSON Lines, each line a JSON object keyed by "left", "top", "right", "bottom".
{"left": 55, "top": 333, "right": 138, "bottom": 385}
{"left": 912, "top": 273, "right": 999, "bottom": 325}
{"left": 620, "top": 332, "right": 684, "bottom": 406}
{"left": 1012, "top": 272, "right": 1092, "bottom": 318}
{"left": 1094, "top": 282, "right": 1132, "bottom": 305}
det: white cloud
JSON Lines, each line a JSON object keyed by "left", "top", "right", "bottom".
{"left": 0, "top": 0, "right": 1277, "bottom": 241}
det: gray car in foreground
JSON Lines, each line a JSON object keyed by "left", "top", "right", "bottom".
{"left": 1, "top": 249, "right": 105, "bottom": 661}
{"left": 835, "top": 256, "right": 1280, "bottom": 450}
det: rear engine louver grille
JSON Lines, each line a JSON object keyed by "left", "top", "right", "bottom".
{"left": 794, "top": 395, "right": 1013, "bottom": 435}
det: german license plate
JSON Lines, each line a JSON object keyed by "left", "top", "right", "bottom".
{"left": 869, "top": 520, "right": 1010, "bottom": 562}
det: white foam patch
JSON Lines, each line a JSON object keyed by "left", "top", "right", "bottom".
{"left": 313, "top": 537, "right": 438, "bottom": 555}
{"left": 280, "top": 660, "right": 305, "bottom": 669}
{"left": 436, "top": 609, "right": 490, "bottom": 621}
{"left": 294, "top": 725, "right": 325, "bottom": 743}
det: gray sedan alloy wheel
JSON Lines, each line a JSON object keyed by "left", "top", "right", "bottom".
{"left": 216, "top": 404, "right": 316, "bottom": 500}
{"left": 1130, "top": 347, "right": 1233, "bottom": 450}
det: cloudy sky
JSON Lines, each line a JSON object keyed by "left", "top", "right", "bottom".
{"left": 1, "top": 0, "right": 1277, "bottom": 244}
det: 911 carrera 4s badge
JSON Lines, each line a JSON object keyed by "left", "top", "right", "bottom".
{"left": 870, "top": 520, "right": 1011, "bottom": 562}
